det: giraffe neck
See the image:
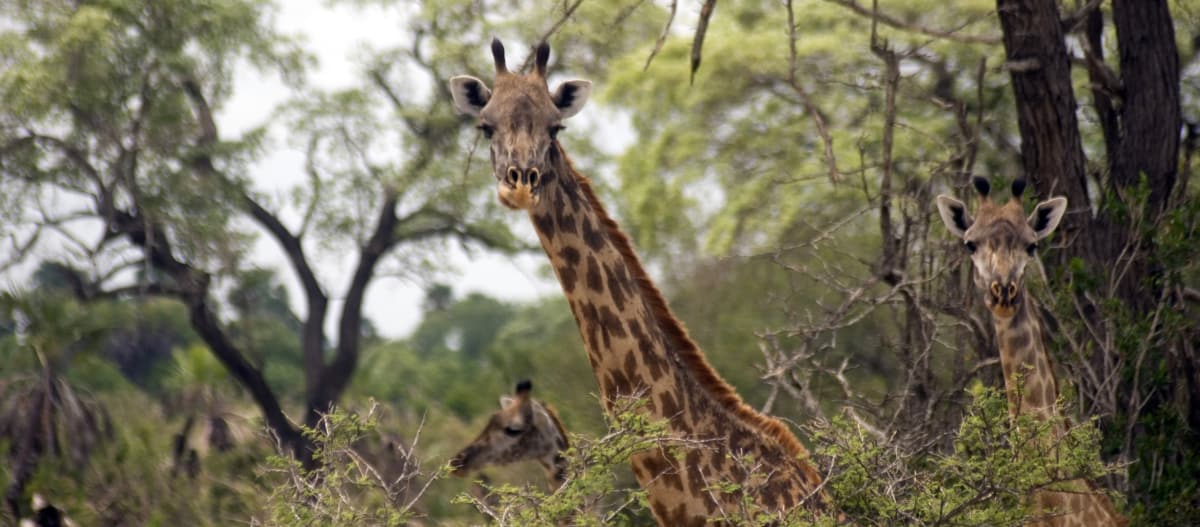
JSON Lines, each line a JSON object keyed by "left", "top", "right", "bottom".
{"left": 992, "top": 293, "right": 1062, "bottom": 425}
{"left": 525, "top": 145, "right": 828, "bottom": 523}
{"left": 991, "top": 293, "right": 1127, "bottom": 527}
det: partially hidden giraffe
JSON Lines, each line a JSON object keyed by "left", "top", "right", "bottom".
{"left": 449, "top": 380, "right": 570, "bottom": 488}
{"left": 936, "top": 177, "right": 1126, "bottom": 527}
{"left": 449, "top": 39, "right": 830, "bottom": 525}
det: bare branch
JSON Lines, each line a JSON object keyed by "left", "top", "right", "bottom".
{"left": 822, "top": 0, "right": 1002, "bottom": 45}
{"left": 519, "top": 0, "right": 585, "bottom": 74}
{"left": 786, "top": 0, "right": 840, "bottom": 183}
{"left": 690, "top": 0, "right": 718, "bottom": 84}
{"left": 643, "top": 0, "right": 678, "bottom": 71}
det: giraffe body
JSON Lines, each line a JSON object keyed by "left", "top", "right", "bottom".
{"left": 937, "top": 177, "right": 1126, "bottom": 526}
{"left": 449, "top": 40, "right": 829, "bottom": 525}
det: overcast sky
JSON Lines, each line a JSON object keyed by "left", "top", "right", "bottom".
{"left": 217, "top": 0, "right": 567, "bottom": 339}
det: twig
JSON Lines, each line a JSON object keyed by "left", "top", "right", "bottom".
{"left": 822, "top": 0, "right": 1001, "bottom": 45}
{"left": 643, "top": 0, "right": 678, "bottom": 71}
{"left": 785, "top": 0, "right": 840, "bottom": 183}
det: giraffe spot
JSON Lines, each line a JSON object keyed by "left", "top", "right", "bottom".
{"left": 658, "top": 392, "right": 681, "bottom": 421}
{"left": 585, "top": 254, "right": 604, "bottom": 293}
{"left": 608, "top": 369, "right": 633, "bottom": 397}
{"left": 685, "top": 450, "right": 704, "bottom": 495}
{"left": 532, "top": 212, "right": 555, "bottom": 239}
{"left": 729, "top": 427, "right": 753, "bottom": 454}
{"left": 650, "top": 501, "right": 670, "bottom": 525}
{"left": 558, "top": 212, "right": 576, "bottom": 234}
{"left": 760, "top": 480, "right": 781, "bottom": 510}
{"left": 622, "top": 352, "right": 639, "bottom": 380}
{"left": 641, "top": 454, "right": 665, "bottom": 476}
{"left": 632, "top": 462, "right": 646, "bottom": 481}
{"left": 581, "top": 217, "right": 607, "bottom": 251}
{"left": 604, "top": 264, "right": 627, "bottom": 311}
{"left": 601, "top": 375, "right": 616, "bottom": 399}
{"left": 1006, "top": 330, "right": 1031, "bottom": 352}
{"left": 554, "top": 188, "right": 574, "bottom": 224}
{"left": 558, "top": 246, "right": 581, "bottom": 266}
{"left": 556, "top": 265, "right": 577, "bottom": 294}
{"left": 598, "top": 306, "right": 627, "bottom": 339}
{"left": 580, "top": 302, "right": 600, "bottom": 351}
{"left": 708, "top": 449, "right": 726, "bottom": 473}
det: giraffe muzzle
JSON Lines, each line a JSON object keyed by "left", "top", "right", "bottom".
{"left": 497, "top": 165, "right": 544, "bottom": 210}
{"left": 988, "top": 281, "right": 1021, "bottom": 315}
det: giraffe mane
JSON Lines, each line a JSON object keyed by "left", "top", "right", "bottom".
{"left": 539, "top": 400, "right": 570, "bottom": 450}
{"left": 558, "top": 148, "right": 819, "bottom": 474}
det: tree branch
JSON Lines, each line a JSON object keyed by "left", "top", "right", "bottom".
{"left": 311, "top": 189, "right": 400, "bottom": 426}
{"left": 786, "top": 0, "right": 840, "bottom": 183}
{"left": 243, "top": 193, "right": 330, "bottom": 397}
{"left": 822, "top": 0, "right": 1001, "bottom": 45}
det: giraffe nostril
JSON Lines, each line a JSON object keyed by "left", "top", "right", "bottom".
{"left": 990, "top": 282, "right": 1002, "bottom": 298}
{"left": 527, "top": 168, "right": 540, "bottom": 187}
{"left": 506, "top": 167, "right": 520, "bottom": 186}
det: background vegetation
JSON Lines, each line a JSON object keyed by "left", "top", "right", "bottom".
{"left": 1, "top": 0, "right": 1197, "bottom": 525}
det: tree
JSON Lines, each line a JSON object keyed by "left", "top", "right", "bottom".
{"left": 0, "top": 0, "right": 523, "bottom": 464}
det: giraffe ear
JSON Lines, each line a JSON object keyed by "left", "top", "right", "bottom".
{"left": 499, "top": 395, "right": 517, "bottom": 409}
{"left": 1029, "top": 197, "right": 1067, "bottom": 241}
{"left": 551, "top": 80, "right": 591, "bottom": 119}
{"left": 449, "top": 75, "right": 492, "bottom": 117}
{"left": 936, "top": 195, "right": 973, "bottom": 238}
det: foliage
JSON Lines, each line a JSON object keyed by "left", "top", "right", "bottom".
{"left": 1043, "top": 187, "right": 1200, "bottom": 525}
{"left": 819, "top": 384, "right": 1119, "bottom": 526}
{"left": 256, "top": 403, "right": 438, "bottom": 527}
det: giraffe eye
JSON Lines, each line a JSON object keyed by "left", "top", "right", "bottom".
{"left": 964, "top": 241, "right": 977, "bottom": 253}
{"left": 548, "top": 125, "right": 565, "bottom": 139}
{"left": 477, "top": 123, "right": 495, "bottom": 139}
{"left": 1026, "top": 242, "right": 1037, "bottom": 255}
{"left": 503, "top": 425, "right": 524, "bottom": 437}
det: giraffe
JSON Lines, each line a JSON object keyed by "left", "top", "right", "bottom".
{"left": 449, "top": 39, "right": 830, "bottom": 525}
{"left": 449, "top": 380, "right": 570, "bottom": 488}
{"left": 936, "top": 177, "right": 1126, "bottom": 527}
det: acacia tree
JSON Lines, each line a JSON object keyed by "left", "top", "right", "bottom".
{"left": 0, "top": 0, "right": 522, "bottom": 464}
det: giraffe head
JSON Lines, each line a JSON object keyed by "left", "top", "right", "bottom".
{"left": 449, "top": 39, "right": 592, "bottom": 211}
{"left": 448, "top": 380, "right": 570, "bottom": 485}
{"left": 936, "top": 177, "right": 1067, "bottom": 319}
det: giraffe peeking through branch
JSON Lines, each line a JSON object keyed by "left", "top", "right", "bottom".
{"left": 449, "top": 39, "right": 831, "bottom": 525}
{"left": 936, "top": 176, "right": 1126, "bottom": 527}
{"left": 449, "top": 380, "right": 569, "bottom": 488}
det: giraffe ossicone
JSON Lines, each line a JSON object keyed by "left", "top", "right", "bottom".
{"left": 936, "top": 177, "right": 1126, "bottom": 527}
{"left": 450, "top": 39, "right": 832, "bottom": 526}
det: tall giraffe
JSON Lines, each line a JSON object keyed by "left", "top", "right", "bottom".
{"left": 936, "top": 177, "right": 1126, "bottom": 527}
{"left": 449, "top": 39, "right": 829, "bottom": 526}
{"left": 449, "top": 380, "right": 570, "bottom": 488}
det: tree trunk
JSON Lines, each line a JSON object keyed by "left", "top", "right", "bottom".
{"left": 1103, "top": 0, "right": 1181, "bottom": 311}
{"left": 995, "top": 0, "right": 1093, "bottom": 269}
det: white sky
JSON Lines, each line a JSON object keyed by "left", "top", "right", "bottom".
{"left": 217, "top": 1, "right": 615, "bottom": 339}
